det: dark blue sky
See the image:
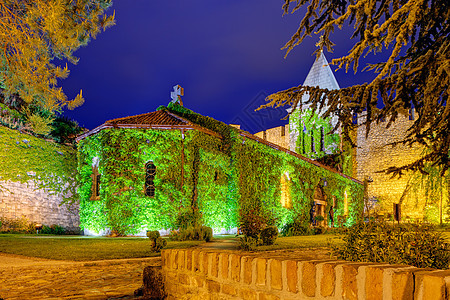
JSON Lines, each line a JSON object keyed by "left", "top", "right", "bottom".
{"left": 61, "top": 1, "right": 377, "bottom": 133}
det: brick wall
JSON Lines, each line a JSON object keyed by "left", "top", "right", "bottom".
{"left": 161, "top": 249, "right": 450, "bottom": 300}
{"left": 0, "top": 180, "right": 79, "bottom": 231}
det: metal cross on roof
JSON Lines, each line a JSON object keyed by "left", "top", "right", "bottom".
{"left": 170, "top": 84, "right": 184, "bottom": 106}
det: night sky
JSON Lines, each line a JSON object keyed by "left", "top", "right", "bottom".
{"left": 61, "top": 1, "right": 377, "bottom": 134}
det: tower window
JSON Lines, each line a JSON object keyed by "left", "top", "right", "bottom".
{"left": 145, "top": 162, "right": 156, "bottom": 197}
{"left": 352, "top": 112, "right": 358, "bottom": 125}
{"left": 320, "top": 127, "right": 325, "bottom": 152}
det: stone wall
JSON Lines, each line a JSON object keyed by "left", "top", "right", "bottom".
{"left": 355, "top": 112, "right": 449, "bottom": 221}
{"left": 254, "top": 125, "right": 290, "bottom": 150}
{"left": 0, "top": 180, "right": 79, "bottom": 231}
{"left": 161, "top": 248, "right": 450, "bottom": 300}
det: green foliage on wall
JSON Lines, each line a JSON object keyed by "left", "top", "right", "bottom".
{"left": 78, "top": 104, "right": 364, "bottom": 235}
{"left": 0, "top": 125, "right": 77, "bottom": 202}
{"left": 290, "top": 108, "right": 356, "bottom": 177}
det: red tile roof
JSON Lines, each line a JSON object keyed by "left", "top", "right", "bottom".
{"left": 76, "top": 109, "right": 221, "bottom": 142}
{"left": 105, "top": 110, "right": 191, "bottom": 126}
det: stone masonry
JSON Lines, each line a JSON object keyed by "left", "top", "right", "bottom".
{"left": 0, "top": 179, "right": 79, "bottom": 231}
{"left": 161, "top": 248, "right": 450, "bottom": 300}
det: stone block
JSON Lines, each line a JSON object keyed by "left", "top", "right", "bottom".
{"left": 301, "top": 261, "right": 316, "bottom": 297}
{"left": 209, "top": 253, "right": 219, "bottom": 278}
{"left": 178, "top": 250, "right": 185, "bottom": 270}
{"left": 341, "top": 264, "right": 361, "bottom": 300}
{"left": 240, "top": 288, "right": 257, "bottom": 300}
{"left": 220, "top": 253, "right": 229, "bottom": 280}
{"left": 243, "top": 256, "right": 253, "bottom": 285}
{"left": 193, "top": 275, "right": 205, "bottom": 288}
{"left": 415, "top": 270, "right": 450, "bottom": 300}
{"left": 320, "top": 262, "right": 336, "bottom": 297}
{"left": 285, "top": 260, "right": 297, "bottom": 293}
{"left": 171, "top": 251, "right": 178, "bottom": 270}
{"left": 186, "top": 249, "right": 193, "bottom": 271}
{"left": 206, "top": 280, "right": 221, "bottom": 293}
{"left": 270, "top": 259, "right": 282, "bottom": 290}
{"left": 365, "top": 266, "right": 383, "bottom": 300}
{"left": 193, "top": 250, "right": 201, "bottom": 272}
{"left": 222, "top": 284, "right": 237, "bottom": 295}
{"left": 258, "top": 293, "right": 280, "bottom": 300}
{"left": 203, "top": 251, "right": 209, "bottom": 275}
{"left": 231, "top": 254, "right": 240, "bottom": 282}
{"left": 391, "top": 270, "right": 414, "bottom": 300}
{"left": 256, "top": 258, "right": 267, "bottom": 286}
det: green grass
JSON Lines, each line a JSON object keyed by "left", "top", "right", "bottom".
{"left": 256, "top": 234, "right": 342, "bottom": 251}
{"left": 0, "top": 234, "right": 202, "bottom": 261}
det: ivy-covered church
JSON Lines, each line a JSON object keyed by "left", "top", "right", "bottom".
{"left": 76, "top": 99, "right": 363, "bottom": 236}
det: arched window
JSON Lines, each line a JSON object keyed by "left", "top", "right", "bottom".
{"left": 145, "top": 162, "right": 156, "bottom": 197}
{"left": 90, "top": 157, "right": 100, "bottom": 201}
{"left": 280, "top": 172, "right": 292, "bottom": 208}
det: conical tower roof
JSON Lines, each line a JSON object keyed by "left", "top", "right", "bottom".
{"left": 296, "top": 51, "right": 340, "bottom": 109}
{"left": 303, "top": 51, "right": 340, "bottom": 90}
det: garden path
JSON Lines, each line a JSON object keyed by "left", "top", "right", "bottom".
{"left": 0, "top": 253, "right": 159, "bottom": 299}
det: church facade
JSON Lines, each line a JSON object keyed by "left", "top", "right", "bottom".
{"left": 76, "top": 101, "right": 363, "bottom": 236}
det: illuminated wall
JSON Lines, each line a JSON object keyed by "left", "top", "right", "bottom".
{"left": 0, "top": 126, "right": 79, "bottom": 231}
{"left": 77, "top": 105, "right": 364, "bottom": 235}
{"left": 356, "top": 112, "right": 450, "bottom": 222}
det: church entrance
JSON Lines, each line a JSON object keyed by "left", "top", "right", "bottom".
{"left": 312, "top": 187, "right": 327, "bottom": 227}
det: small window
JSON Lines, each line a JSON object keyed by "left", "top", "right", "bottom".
{"left": 263, "top": 131, "right": 267, "bottom": 140}
{"left": 90, "top": 166, "right": 100, "bottom": 200}
{"left": 352, "top": 112, "right": 358, "bottom": 125}
{"left": 311, "top": 130, "right": 315, "bottom": 153}
{"left": 320, "top": 127, "right": 325, "bottom": 152}
{"left": 145, "top": 162, "right": 156, "bottom": 197}
{"left": 281, "top": 126, "right": 285, "bottom": 137}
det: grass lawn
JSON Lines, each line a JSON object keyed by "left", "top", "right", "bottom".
{"left": 257, "top": 234, "right": 342, "bottom": 251}
{"left": 0, "top": 234, "right": 203, "bottom": 261}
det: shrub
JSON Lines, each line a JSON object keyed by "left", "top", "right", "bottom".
{"left": 146, "top": 230, "right": 160, "bottom": 240}
{"left": 175, "top": 209, "right": 202, "bottom": 229}
{"left": 333, "top": 220, "right": 450, "bottom": 269}
{"left": 147, "top": 230, "right": 167, "bottom": 252}
{"left": 281, "top": 216, "right": 311, "bottom": 237}
{"left": 169, "top": 226, "right": 213, "bottom": 242}
{"left": 260, "top": 226, "right": 278, "bottom": 245}
{"left": 50, "top": 224, "right": 65, "bottom": 235}
{"left": 239, "top": 235, "right": 258, "bottom": 251}
{"left": 239, "top": 209, "right": 267, "bottom": 238}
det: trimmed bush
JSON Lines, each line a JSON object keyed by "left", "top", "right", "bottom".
{"left": 147, "top": 230, "right": 167, "bottom": 252}
{"left": 146, "top": 230, "right": 160, "bottom": 240}
{"left": 260, "top": 226, "right": 278, "bottom": 245}
{"left": 333, "top": 220, "right": 450, "bottom": 269}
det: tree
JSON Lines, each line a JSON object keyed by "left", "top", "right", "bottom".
{"left": 261, "top": 0, "right": 449, "bottom": 176}
{"left": 0, "top": 0, "right": 115, "bottom": 114}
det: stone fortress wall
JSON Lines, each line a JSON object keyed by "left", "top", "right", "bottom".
{"left": 0, "top": 180, "right": 79, "bottom": 231}
{"left": 254, "top": 124, "right": 290, "bottom": 150}
{"left": 354, "top": 111, "right": 449, "bottom": 221}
